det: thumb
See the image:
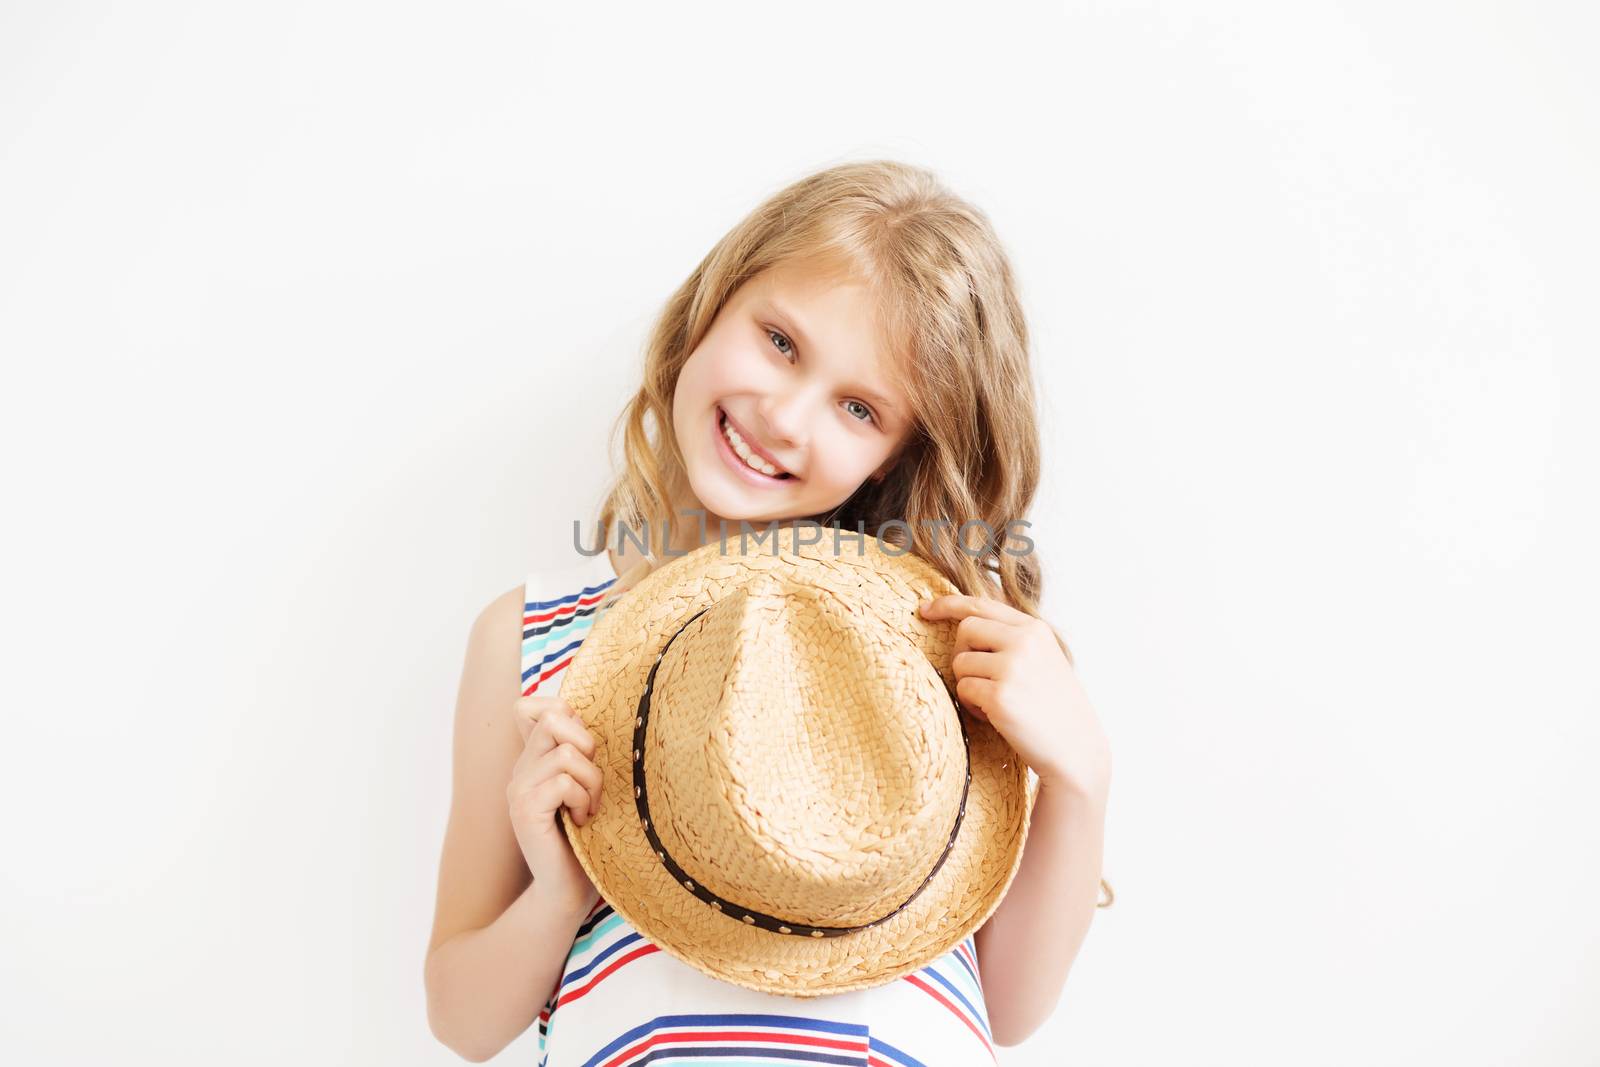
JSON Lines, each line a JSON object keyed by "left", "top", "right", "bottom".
{"left": 511, "top": 696, "right": 544, "bottom": 743}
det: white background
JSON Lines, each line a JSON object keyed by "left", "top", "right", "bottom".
{"left": 3, "top": 1, "right": 1596, "bottom": 1063}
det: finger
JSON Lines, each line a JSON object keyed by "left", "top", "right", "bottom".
{"left": 525, "top": 703, "right": 597, "bottom": 761}
{"left": 512, "top": 695, "right": 564, "bottom": 743}
{"left": 535, "top": 772, "right": 593, "bottom": 827}
{"left": 951, "top": 648, "right": 1004, "bottom": 680}
{"left": 512, "top": 695, "right": 568, "bottom": 746}
{"left": 528, "top": 710, "right": 598, "bottom": 767}
{"left": 918, "top": 593, "right": 1030, "bottom": 626}
{"left": 536, "top": 743, "right": 604, "bottom": 818}
{"left": 559, "top": 772, "right": 594, "bottom": 826}
{"left": 955, "top": 674, "right": 997, "bottom": 720}
{"left": 952, "top": 615, "right": 1014, "bottom": 656}
{"left": 513, "top": 770, "right": 586, "bottom": 826}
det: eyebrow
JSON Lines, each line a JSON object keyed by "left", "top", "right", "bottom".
{"left": 764, "top": 299, "right": 903, "bottom": 417}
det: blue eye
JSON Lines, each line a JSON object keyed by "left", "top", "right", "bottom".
{"left": 767, "top": 328, "right": 795, "bottom": 360}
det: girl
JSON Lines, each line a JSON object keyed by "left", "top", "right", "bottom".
{"left": 424, "top": 160, "right": 1113, "bottom": 1063}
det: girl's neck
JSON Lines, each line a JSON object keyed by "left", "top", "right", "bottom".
{"left": 603, "top": 468, "right": 832, "bottom": 582}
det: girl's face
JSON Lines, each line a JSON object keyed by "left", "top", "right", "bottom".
{"left": 672, "top": 257, "right": 914, "bottom": 530}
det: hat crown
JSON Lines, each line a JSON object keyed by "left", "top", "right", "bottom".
{"left": 643, "top": 573, "right": 968, "bottom": 929}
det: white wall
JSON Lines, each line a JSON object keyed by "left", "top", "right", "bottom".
{"left": 3, "top": 1, "right": 1595, "bottom": 1063}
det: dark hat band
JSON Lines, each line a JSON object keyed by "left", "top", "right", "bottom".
{"left": 630, "top": 604, "right": 973, "bottom": 939}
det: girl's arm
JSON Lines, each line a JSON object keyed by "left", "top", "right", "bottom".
{"left": 974, "top": 772, "right": 1110, "bottom": 1047}
{"left": 423, "top": 586, "right": 595, "bottom": 1061}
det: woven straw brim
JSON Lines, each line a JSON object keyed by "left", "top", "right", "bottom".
{"left": 557, "top": 528, "right": 1037, "bottom": 997}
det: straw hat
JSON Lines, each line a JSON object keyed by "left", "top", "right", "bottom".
{"left": 557, "top": 525, "right": 1038, "bottom": 997}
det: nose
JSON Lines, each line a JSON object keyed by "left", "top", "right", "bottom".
{"left": 755, "top": 388, "right": 809, "bottom": 448}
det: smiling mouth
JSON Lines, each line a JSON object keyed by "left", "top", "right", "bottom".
{"left": 718, "top": 407, "right": 795, "bottom": 480}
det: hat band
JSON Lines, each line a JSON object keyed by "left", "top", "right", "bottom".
{"left": 631, "top": 605, "right": 973, "bottom": 939}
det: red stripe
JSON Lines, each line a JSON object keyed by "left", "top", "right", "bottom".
{"left": 524, "top": 589, "right": 610, "bottom": 625}
{"left": 521, "top": 652, "right": 579, "bottom": 697}
{"left": 556, "top": 943, "right": 661, "bottom": 1006}
{"left": 600, "top": 1028, "right": 868, "bottom": 1067}
{"left": 904, "top": 973, "right": 996, "bottom": 1062}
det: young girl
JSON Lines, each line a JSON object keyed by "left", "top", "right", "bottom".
{"left": 424, "top": 160, "right": 1113, "bottom": 1063}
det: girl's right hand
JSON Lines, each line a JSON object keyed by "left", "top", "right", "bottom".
{"left": 506, "top": 696, "right": 604, "bottom": 915}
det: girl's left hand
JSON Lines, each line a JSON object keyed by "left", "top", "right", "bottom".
{"left": 918, "top": 593, "right": 1111, "bottom": 798}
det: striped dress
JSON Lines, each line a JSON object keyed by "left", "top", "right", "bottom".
{"left": 521, "top": 550, "right": 999, "bottom": 1067}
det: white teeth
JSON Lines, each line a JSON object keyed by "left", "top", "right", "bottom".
{"left": 721, "top": 415, "right": 782, "bottom": 477}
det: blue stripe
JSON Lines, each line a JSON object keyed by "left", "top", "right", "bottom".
{"left": 522, "top": 636, "right": 587, "bottom": 683}
{"left": 614, "top": 1062, "right": 851, "bottom": 1067}
{"left": 867, "top": 1035, "right": 929, "bottom": 1067}
{"left": 581, "top": 1015, "right": 870, "bottom": 1067}
{"left": 590, "top": 1062, "right": 833, "bottom": 1067}
{"left": 621, "top": 1049, "right": 864, "bottom": 1066}
{"left": 527, "top": 576, "right": 617, "bottom": 612}
{"left": 561, "top": 931, "right": 647, "bottom": 987}
{"left": 602, "top": 1061, "right": 855, "bottom": 1067}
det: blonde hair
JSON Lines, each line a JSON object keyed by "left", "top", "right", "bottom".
{"left": 591, "top": 159, "right": 1112, "bottom": 906}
